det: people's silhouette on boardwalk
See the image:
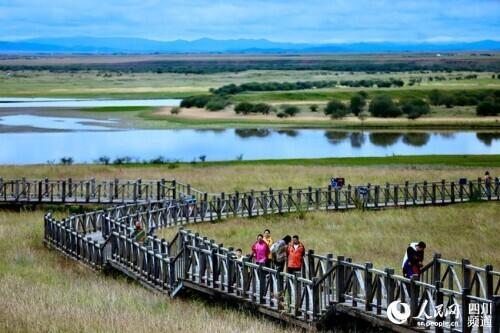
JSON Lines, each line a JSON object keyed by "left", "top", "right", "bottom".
{"left": 270, "top": 235, "right": 291, "bottom": 272}
{"left": 252, "top": 234, "right": 270, "bottom": 266}
{"left": 287, "top": 235, "right": 305, "bottom": 275}
{"left": 402, "top": 241, "right": 426, "bottom": 278}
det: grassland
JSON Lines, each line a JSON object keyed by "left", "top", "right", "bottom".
{"left": 1, "top": 69, "right": 499, "bottom": 99}
{"left": 2, "top": 155, "right": 499, "bottom": 195}
{"left": 1, "top": 160, "right": 499, "bottom": 332}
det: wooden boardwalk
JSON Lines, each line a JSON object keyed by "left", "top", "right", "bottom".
{"left": 38, "top": 175, "right": 500, "bottom": 333}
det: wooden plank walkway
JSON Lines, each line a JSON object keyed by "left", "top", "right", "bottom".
{"left": 43, "top": 204, "right": 500, "bottom": 333}
{"left": 33, "top": 175, "right": 500, "bottom": 332}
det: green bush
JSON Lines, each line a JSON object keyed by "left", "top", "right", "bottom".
{"left": 180, "top": 95, "right": 212, "bottom": 108}
{"left": 476, "top": 99, "right": 500, "bottom": 116}
{"left": 309, "top": 105, "right": 319, "bottom": 112}
{"left": 281, "top": 105, "right": 300, "bottom": 117}
{"left": 205, "top": 97, "right": 230, "bottom": 111}
{"left": 170, "top": 106, "right": 181, "bottom": 114}
{"left": 324, "top": 99, "right": 349, "bottom": 118}
{"left": 369, "top": 95, "right": 402, "bottom": 118}
{"left": 234, "top": 102, "right": 272, "bottom": 115}
{"left": 401, "top": 98, "right": 431, "bottom": 119}
{"left": 349, "top": 94, "right": 366, "bottom": 116}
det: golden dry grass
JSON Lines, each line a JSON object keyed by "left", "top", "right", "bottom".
{"left": 0, "top": 210, "right": 299, "bottom": 333}
{"left": 159, "top": 202, "right": 500, "bottom": 270}
{"left": 1, "top": 163, "right": 499, "bottom": 193}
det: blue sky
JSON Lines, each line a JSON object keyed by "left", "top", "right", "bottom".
{"left": 0, "top": 0, "right": 499, "bottom": 42}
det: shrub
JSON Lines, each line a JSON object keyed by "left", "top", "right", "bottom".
{"left": 234, "top": 102, "right": 272, "bottom": 115}
{"left": 281, "top": 105, "right": 300, "bottom": 117}
{"left": 252, "top": 103, "right": 272, "bottom": 114}
{"left": 440, "top": 94, "right": 455, "bottom": 108}
{"left": 234, "top": 102, "right": 254, "bottom": 114}
{"left": 170, "top": 107, "right": 181, "bottom": 114}
{"left": 476, "top": 99, "right": 500, "bottom": 116}
{"left": 205, "top": 97, "right": 230, "bottom": 111}
{"left": 369, "top": 95, "right": 402, "bottom": 118}
{"left": 309, "top": 105, "right": 319, "bottom": 112}
{"left": 59, "top": 156, "right": 74, "bottom": 165}
{"left": 96, "top": 156, "right": 110, "bottom": 165}
{"left": 401, "top": 98, "right": 431, "bottom": 119}
{"left": 276, "top": 111, "right": 288, "bottom": 118}
{"left": 324, "top": 99, "right": 349, "bottom": 118}
{"left": 180, "top": 95, "right": 212, "bottom": 108}
{"left": 349, "top": 94, "right": 366, "bottom": 116}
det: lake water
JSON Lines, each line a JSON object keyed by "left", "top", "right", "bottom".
{"left": 0, "top": 98, "right": 181, "bottom": 108}
{"left": 0, "top": 114, "right": 498, "bottom": 164}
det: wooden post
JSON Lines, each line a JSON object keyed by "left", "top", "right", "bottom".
{"left": 461, "top": 287, "right": 471, "bottom": 333}
{"left": 211, "top": 248, "right": 218, "bottom": 288}
{"left": 172, "top": 179, "right": 177, "bottom": 200}
{"left": 384, "top": 183, "right": 389, "bottom": 207}
{"left": 242, "top": 257, "right": 250, "bottom": 298}
{"left": 38, "top": 181, "right": 43, "bottom": 202}
{"left": 433, "top": 253, "right": 442, "bottom": 284}
{"left": 441, "top": 179, "right": 446, "bottom": 203}
{"left": 327, "top": 185, "right": 332, "bottom": 208}
{"left": 462, "top": 258, "right": 471, "bottom": 290}
{"left": 334, "top": 188, "right": 339, "bottom": 210}
{"left": 365, "top": 262, "right": 373, "bottom": 311}
{"left": 61, "top": 181, "right": 66, "bottom": 203}
{"left": 492, "top": 295, "right": 500, "bottom": 333}
{"left": 423, "top": 181, "right": 428, "bottom": 205}
{"left": 258, "top": 263, "right": 265, "bottom": 304}
{"left": 294, "top": 274, "right": 301, "bottom": 317}
{"left": 385, "top": 268, "right": 395, "bottom": 305}
{"left": 307, "top": 250, "right": 314, "bottom": 279}
{"left": 432, "top": 182, "right": 437, "bottom": 204}
{"left": 485, "top": 264, "right": 493, "bottom": 299}
{"left": 336, "top": 256, "right": 345, "bottom": 302}
{"left": 404, "top": 181, "right": 409, "bottom": 206}
{"left": 409, "top": 276, "right": 420, "bottom": 325}
{"left": 394, "top": 184, "right": 399, "bottom": 207}
{"left": 85, "top": 182, "right": 90, "bottom": 203}
{"left": 450, "top": 181, "right": 455, "bottom": 203}
{"left": 435, "top": 281, "right": 444, "bottom": 333}
{"left": 278, "top": 191, "right": 283, "bottom": 214}
{"left": 312, "top": 277, "right": 319, "bottom": 319}
{"left": 374, "top": 185, "right": 380, "bottom": 208}
{"left": 227, "top": 250, "right": 234, "bottom": 293}
{"left": 247, "top": 192, "right": 253, "bottom": 217}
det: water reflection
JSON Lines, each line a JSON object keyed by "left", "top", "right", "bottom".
{"left": 325, "top": 131, "right": 349, "bottom": 145}
{"left": 277, "top": 129, "right": 299, "bottom": 137}
{"left": 350, "top": 132, "right": 365, "bottom": 148}
{"left": 235, "top": 128, "right": 271, "bottom": 138}
{"left": 476, "top": 133, "right": 500, "bottom": 146}
{"left": 369, "top": 133, "right": 402, "bottom": 147}
{"left": 0, "top": 126, "right": 498, "bottom": 164}
{"left": 402, "top": 133, "right": 431, "bottom": 147}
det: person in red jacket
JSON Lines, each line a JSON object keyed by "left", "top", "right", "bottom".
{"left": 287, "top": 235, "right": 305, "bottom": 275}
{"left": 251, "top": 234, "right": 270, "bottom": 265}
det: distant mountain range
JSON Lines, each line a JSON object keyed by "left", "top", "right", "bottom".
{"left": 1, "top": 37, "right": 499, "bottom": 53}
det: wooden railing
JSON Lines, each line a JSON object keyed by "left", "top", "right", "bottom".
{"left": 0, "top": 177, "right": 205, "bottom": 204}
{"left": 43, "top": 199, "right": 500, "bottom": 332}
{"left": 3, "top": 177, "right": 499, "bottom": 209}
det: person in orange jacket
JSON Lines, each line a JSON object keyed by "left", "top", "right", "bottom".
{"left": 287, "top": 235, "right": 305, "bottom": 275}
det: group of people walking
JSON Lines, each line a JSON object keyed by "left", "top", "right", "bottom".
{"left": 232, "top": 229, "right": 427, "bottom": 280}
{"left": 233, "top": 229, "right": 306, "bottom": 275}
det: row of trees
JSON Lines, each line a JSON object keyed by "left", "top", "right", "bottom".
{"left": 179, "top": 90, "right": 499, "bottom": 117}
{"left": 213, "top": 78, "right": 406, "bottom": 95}
{"left": 324, "top": 93, "right": 431, "bottom": 119}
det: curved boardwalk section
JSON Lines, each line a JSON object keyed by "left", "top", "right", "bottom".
{"left": 38, "top": 176, "right": 500, "bottom": 333}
